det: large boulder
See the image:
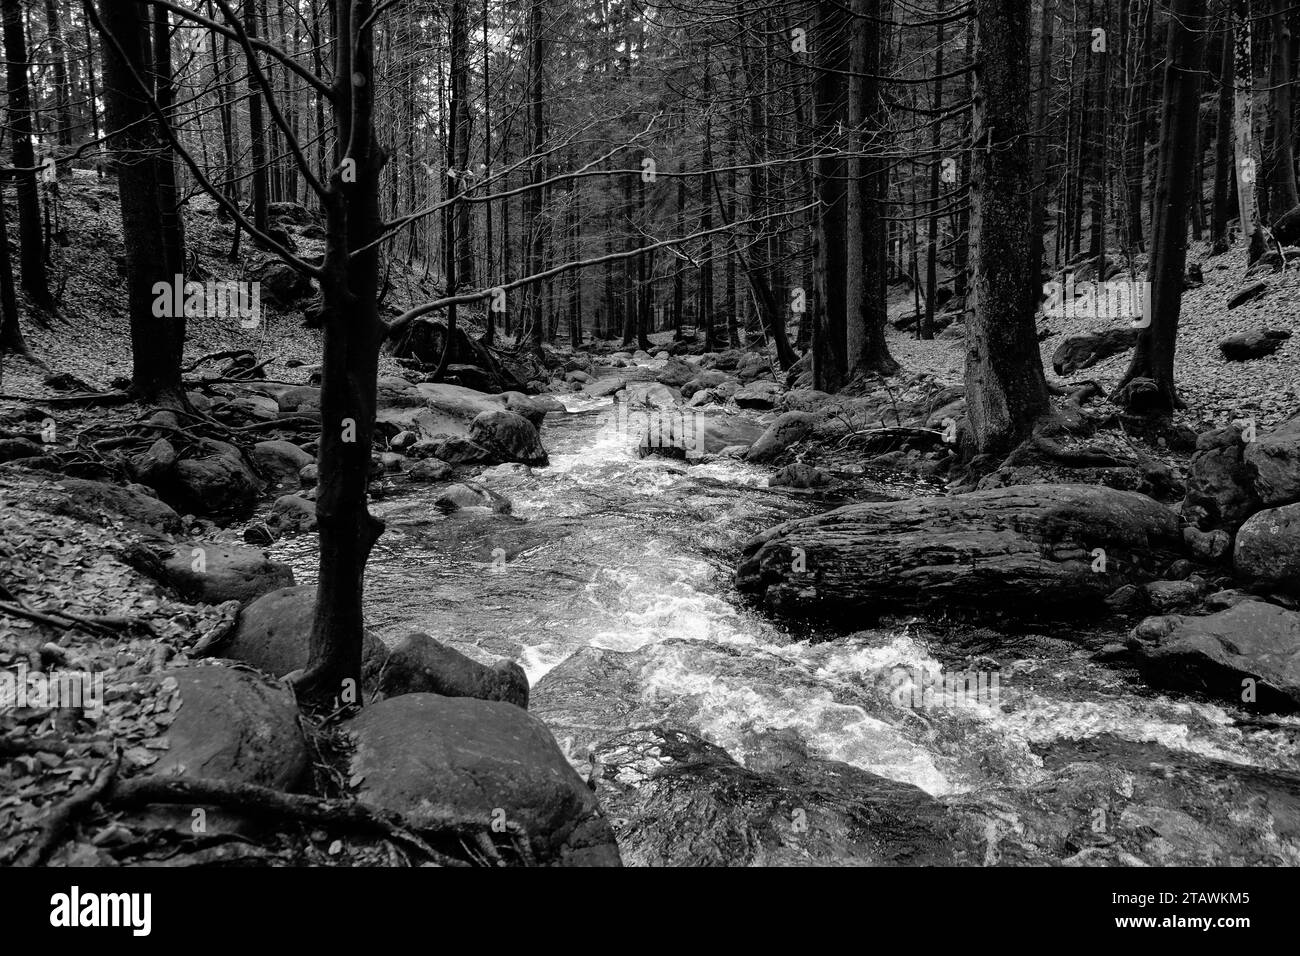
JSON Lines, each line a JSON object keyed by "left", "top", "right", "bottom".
{"left": 374, "top": 632, "right": 528, "bottom": 707}
{"left": 616, "top": 381, "right": 680, "bottom": 408}
{"left": 468, "top": 409, "right": 548, "bottom": 465}
{"left": 585, "top": 377, "right": 626, "bottom": 397}
{"left": 256, "top": 261, "right": 315, "bottom": 308}
{"left": 680, "top": 370, "right": 730, "bottom": 398}
{"left": 633, "top": 409, "right": 764, "bottom": 459}
{"left": 1234, "top": 503, "right": 1300, "bottom": 594}
{"left": 252, "top": 439, "right": 314, "bottom": 492}
{"left": 1181, "top": 426, "right": 1260, "bottom": 532}
{"left": 1245, "top": 413, "right": 1300, "bottom": 506}
{"left": 221, "top": 585, "right": 387, "bottom": 683}
{"left": 733, "top": 380, "right": 783, "bottom": 409}
{"left": 1130, "top": 601, "right": 1300, "bottom": 713}
{"left": 737, "top": 484, "right": 1183, "bottom": 622}
{"left": 654, "top": 357, "right": 698, "bottom": 387}
{"left": 168, "top": 439, "right": 261, "bottom": 518}
{"left": 149, "top": 665, "right": 309, "bottom": 789}
{"left": 344, "top": 695, "right": 621, "bottom": 866}
{"left": 1051, "top": 328, "right": 1138, "bottom": 376}
{"left": 435, "top": 481, "right": 512, "bottom": 513}
{"left": 745, "top": 411, "right": 820, "bottom": 463}
{"left": 159, "top": 542, "right": 294, "bottom": 605}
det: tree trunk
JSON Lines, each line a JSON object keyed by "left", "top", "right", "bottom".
{"left": 96, "top": 0, "right": 184, "bottom": 406}
{"left": 2, "top": 0, "right": 52, "bottom": 311}
{"left": 1233, "top": 0, "right": 1269, "bottom": 261}
{"left": 811, "top": 0, "right": 849, "bottom": 392}
{"left": 298, "top": 0, "right": 386, "bottom": 710}
{"left": 964, "top": 0, "right": 1051, "bottom": 456}
{"left": 1114, "top": 0, "right": 1208, "bottom": 413}
{"left": 1211, "top": 16, "right": 1235, "bottom": 253}
{"left": 1268, "top": 0, "right": 1299, "bottom": 218}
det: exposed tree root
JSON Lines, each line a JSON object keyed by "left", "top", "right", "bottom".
{"left": 15, "top": 755, "right": 120, "bottom": 866}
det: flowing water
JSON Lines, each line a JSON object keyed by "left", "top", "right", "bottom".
{"left": 274, "top": 363, "right": 1300, "bottom": 863}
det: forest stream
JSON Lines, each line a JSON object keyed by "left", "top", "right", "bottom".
{"left": 272, "top": 362, "right": 1300, "bottom": 866}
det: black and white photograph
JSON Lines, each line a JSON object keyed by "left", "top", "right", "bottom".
{"left": 0, "top": 0, "right": 1290, "bottom": 928}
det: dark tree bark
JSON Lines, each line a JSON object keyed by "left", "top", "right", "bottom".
{"left": 245, "top": 0, "right": 269, "bottom": 234}
{"left": 1211, "top": 16, "right": 1235, "bottom": 253}
{"left": 811, "top": 0, "right": 848, "bottom": 392}
{"left": 2, "top": 0, "right": 52, "bottom": 311}
{"left": 298, "top": 0, "right": 386, "bottom": 710}
{"left": 1267, "top": 0, "right": 1299, "bottom": 218}
{"left": 152, "top": 5, "right": 185, "bottom": 279}
{"left": 845, "top": 0, "right": 898, "bottom": 374}
{"left": 43, "top": 0, "right": 73, "bottom": 169}
{"left": 96, "top": 0, "right": 184, "bottom": 405}
{"left": 1233, "top": 0, "right": 1269, "bottom": 261}
{"left": 964, "top": 0, "right": 1051, "bottom": 456}
{"left": 522, "top": 0, "right": 546, "bottom": 357}
{"left": 1114, "top": 0, "right": 1208, "bottom": 414}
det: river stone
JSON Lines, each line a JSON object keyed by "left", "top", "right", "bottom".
{"left": 745, "top": 410, "right": 820, "bottom": 463}
{"left": 587, "top": 726, "right": 962, "bottom": 867}
{"left": 1234, "top": 503, "right": 1300, "bottom": 594}
{"left": 468, "top": 408, "right": 548, "bottom": 465}
{"left": 435, "top": 481, "right": 512, "bottom": 513}
{"left": 271, "top": 494, "right": 317, "bottom": 532}
{"left": 770, "top": 462, "right": 832, "bottom": 489}
{"left": 408, "top": 458, "right": 453, "bottom": 482}
{"left": 375, "top": 632, "right": 528, "bottom": 708}
{"left": 737, "top": 483, "right": 1182, "bottom": 622}
{"left": 1245, "top": 412, "right": 1300, "bottom": 506}
{"left": 44, "top": 477, "right": 181, "bottom": 532}
{"left": 733, "top": 380, "right": 783, "bottom": 409}
{"left": 168, "top": 439, "right": 262, "bottom": 518}
{"left": 654, "top": 357, "right": 698, "bottom": 387}
{"left": 585, "top": 377, "right": 626, "bottom": 397}
{"left": 1130, "top": 601, "right": 1300, "bottom": 713}
{"left": 680, "top": 370, "right": 730, "bottom": 398}
{"left": 221, "top": 585, "right": 387, "bottom": 683}
{"left": 617, "top": 381, "right": 680, "bottom": 408}
{"left": 344, "top": 694, "right": 621, "bottom": 866}
{"left": 150, "top": 665, "right": 308, "bottom": 790}
{"left": 635, "top": 411, "right": 765, "bottom": 459}
{"left": 252, "top": 440, "right": 314, "bottom": 491}
{"left": 159, "top": 542, "right": 294, "bottom": 605}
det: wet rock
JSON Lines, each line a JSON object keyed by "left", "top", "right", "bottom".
{"left": 149, "top": 665, "right": 308, "bottom": 790}
{"left": 1234, "top": 503, "right": 1300, "bottom": 594}
{"left": 588, "top": 726, "right": 962, "bottom": 867}
{"left": 745, "top": 411, "right": 819, "bottom": 464}
{"left": 680, "top": 370, "right": 730, "bottom": 398}
{"left": 129, "top": 437, "right": 176, "bottom": 484}
{"left": 252, "top": 439, "right": 313, "bottom": 491}
{"left": 1130, "top": 601, "right": 1300, "bottom": 713}
{"left": 275, "top": 385, "right": 321, "bottom": 415}
{"left": 435, "top": 481, "right": 512, "bottom": 513}
{"left": 733, "top": 380, "right": 782, "bottom": 409}
{"left": 408, "top": 458, "right": 453, "bottom": 482}
{"left": 1105, "top": 584, "right": 1145, "bottom": 613}
{"left": 769, "top": 462, "right": 831, "bottom": 489}
{"left": 378, "top": 451, "right": 406, "bottom": 473}
{"left": 1203, "top": 588, "right": 1262, "bottom": 611}
{"left": 1143, "top": 578, "right": 1204, "bottom": 612}
{"left": 1051, "top": 328, "right": 1138, "bottom": 376}
{"left": 221, "top": 585, "right": 387, "bottom": 683}
{"left": 617, "top": 381, "right": 680, "bottom": 408}
{"left": 774, "top": 388, "right": 835, "bottom": 414}
{"left": 345, "top": 694, "right": 621, "bottom": 866}
{"left": 159, "top": 542, "right": 294, "bottom": 604}
{"left": 1244, "top": 412, "right": 1300, "bottom": 506}
{"left": 418, "top": 434, "right": 497, "bottom": 466}
{"left": 1219, "top": 329, "right": 1290, "bottom": 360}
{"left": 468, "top": 409, "right": 548, "bottom": 466}
{"left": 390, "top": 429, "right": 418, "bottom": 452}
{"left": 585, "top": 377, "right": 626, "bottom": 397}
{"left": 738, "top": 484, "right": 1182, "bottom": 622}
{"left": 271, "top": 494, "right": 317, "bottom": 532}
{"left": 375, "top": 632, "right": 528, "bottom": 708}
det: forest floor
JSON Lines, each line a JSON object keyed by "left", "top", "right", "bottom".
{"left": 3, "top": 171, "right": 1299, "bottom": 866}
